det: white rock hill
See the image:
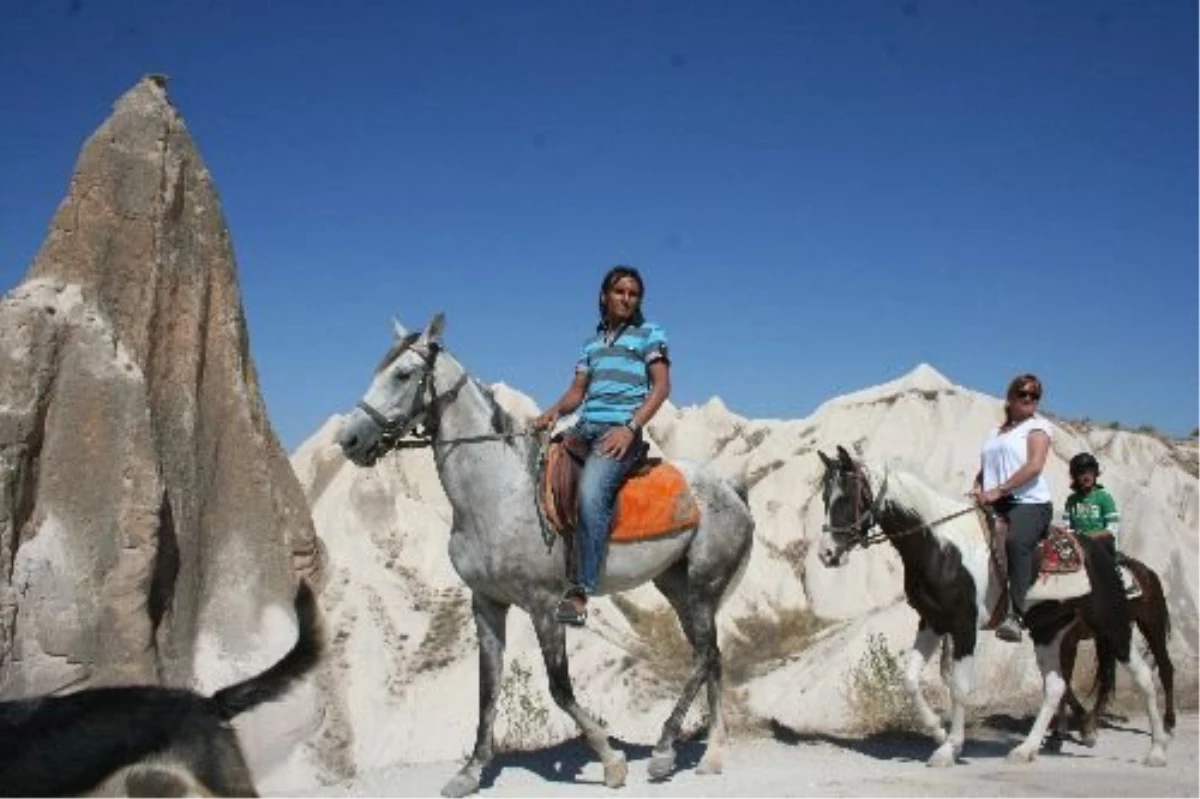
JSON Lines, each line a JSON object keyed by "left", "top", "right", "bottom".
{"left": 275, "top": 364, "right": 1197, "bottom": 789}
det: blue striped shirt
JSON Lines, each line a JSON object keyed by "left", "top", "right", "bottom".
{"left": 575, "top": 321, "right": 669, "bottom": 424}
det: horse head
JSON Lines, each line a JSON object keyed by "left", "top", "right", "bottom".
{"left": 339, "top": 313, "right": 446, "bottom": 466}
{"left": 816, "top": 444, "right": 884, "bottom": 567}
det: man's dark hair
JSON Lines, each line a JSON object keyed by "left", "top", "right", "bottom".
{"left": 597, "top": 265, "right": 645, "bottom": 327}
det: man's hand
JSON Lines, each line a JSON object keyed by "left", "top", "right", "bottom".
{"left": 533, "top": 409, "right": 559, "bottom": 431}
{"left": 598, "top": 425, "right": 636, "bottom": 460}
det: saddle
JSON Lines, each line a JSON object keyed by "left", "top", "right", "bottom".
{"left": 1034, "top": 526, "right": 1086, "bottom": 574}
{"left": 541, "top": 434, "right": 701, "bottom": 543}
{"left": 980, "top": 512, "right": 1089, "bottom": 621}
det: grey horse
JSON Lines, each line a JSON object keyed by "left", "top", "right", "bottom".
{"left": 338, "top": 314, "right": 755, "bottom": 797}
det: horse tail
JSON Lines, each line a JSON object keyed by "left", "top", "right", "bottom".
{"left": 1081, "top": 535, "right": 1132, "bottom": 663}
{"left": 727, "top": 469, "right": 751, "bottom": 506}
{"left": 1091, "top": 630, "right": 1119, "bottom": 704}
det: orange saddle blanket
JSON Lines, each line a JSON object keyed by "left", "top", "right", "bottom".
{"left": 542, "top": 436, "right": 701, "bottom": 543}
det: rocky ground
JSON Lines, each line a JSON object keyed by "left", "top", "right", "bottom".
{"left": 281, "top": 712, "right": 1197, "bottom": 797}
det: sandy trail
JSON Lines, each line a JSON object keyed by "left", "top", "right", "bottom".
{"left": 281, "top": 712, "right": 1196, "bottom": 797}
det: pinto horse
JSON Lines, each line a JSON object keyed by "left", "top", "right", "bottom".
{"left": 816, "top": 446, "right": 1169, "bottom": 768}
{"left": 1056, "top": 554, "right": 1176, "bottom": 743}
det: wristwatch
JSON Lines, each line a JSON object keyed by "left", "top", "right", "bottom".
{"left": 625, "top": 418, "right": 641, "bottom": 434}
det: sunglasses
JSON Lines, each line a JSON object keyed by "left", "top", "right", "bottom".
{"left": 1013, "top": 390, "right": 1041, "bottom": 401}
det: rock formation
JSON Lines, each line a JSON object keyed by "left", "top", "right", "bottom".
{"left": 0, "top": 76, "right": 344, "bottom": 782}
{"left": 286, "top": 361, "right": 1197, "bottom": 783}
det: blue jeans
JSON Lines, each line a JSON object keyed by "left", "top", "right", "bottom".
{"left": 572, "top": 420, "right": 643, "bottom": 595}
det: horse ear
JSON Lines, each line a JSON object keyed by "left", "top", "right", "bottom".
{"left": 836, "top": 445, "right": 855, "bottom": 468}
{"left": 419, "top": 312, "right": 446, "bottom": 347}
{"left": 392, "top": 316, "right": 409, "bottom": 340}
{"left": 818, "top": 450, "right": 835, "bottom": 469}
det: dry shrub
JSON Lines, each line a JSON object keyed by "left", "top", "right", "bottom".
{"left": 724, "top": 606, "right": 826, "bottom": 685}
{"left": 496, "top": 659, "right": 553, "bottom": 751}
{"left": 411, "top": 590, "right": 470, "bottom": 673}
{"left": 611, "top": 595, "right": 692, "bottom": 689}
{"left": 843, "top": 633, "right": 923, "bottom": 734}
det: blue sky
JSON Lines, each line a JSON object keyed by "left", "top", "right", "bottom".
{"left": 1, "top": 1, "right": 1195, "bottom": 450}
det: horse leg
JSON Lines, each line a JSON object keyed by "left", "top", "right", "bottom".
{"left": 929, "top": 632, "right": 972, "bottom": 767}
{"left": 1056, "top": 621, "right": 1090, "bottom": 743}
{"left": 441, "top": 593, "right": 509, "bottom": 798}
{"left": 902, "top": 625, "right": 948, "bottom": 760}
{"left": 647, "top": 566, "right": 725, "bottom": 780}
{"left": 1137, "top": 570, "right": 1176, "bottom": 733}
{"left": 530, "top": 604, "right": 627, "bottom": 788}
{"left": 1007, "top": 628, "right": 1068, "bottom": 764}
{"left": 1119, "top": 641, "right": 1170, "bottom": 766}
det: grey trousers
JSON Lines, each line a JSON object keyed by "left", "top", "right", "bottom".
{"left": 1004, "top": 501, "right": 1053, "bottom": 610}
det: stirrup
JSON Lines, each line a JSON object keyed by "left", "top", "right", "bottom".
{"left": 555, "top": 589, "right": 587, "bottom": 627}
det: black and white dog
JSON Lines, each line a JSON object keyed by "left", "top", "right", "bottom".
{"left": 0, "top": 581, "right": 322, "bottom": 797}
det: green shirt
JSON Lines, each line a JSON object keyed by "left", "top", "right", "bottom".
{"left": 1063, "top": 485, "right": 1120, "bottom": 536}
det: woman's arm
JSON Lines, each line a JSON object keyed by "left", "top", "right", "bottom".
{"left": 981, "top": 430, "right": 1050, "bottom": 502}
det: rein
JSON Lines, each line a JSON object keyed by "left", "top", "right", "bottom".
{"left": 825, "top": 460, "right": 981, "bottom": 551}
{"left": 357, "top": 343, "right": 541, "bottom": 450}
{"left": 355, "top": 343, "right": 557, "bottom": 549}
{"left": 857, "top": 505, "right": 980, "bottom": 548}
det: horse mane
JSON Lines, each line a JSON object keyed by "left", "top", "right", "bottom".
{"left": 860, "top": 459, "right": 985, "bottom": 551}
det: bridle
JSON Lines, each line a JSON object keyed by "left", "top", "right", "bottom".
{"left": 822, "top": 459, "right": 981, "bottom": 553}
{"left": 822, "top": 462, "right": 891, "bottom": 550}
{"left": 352, "top": 341, "right": 554, "bottom": 548}
{"left": 354, "top": 343, "right": 537, "bottom": 460}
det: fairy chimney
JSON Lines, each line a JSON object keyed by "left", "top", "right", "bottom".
{"left": 0, "top": 76, "right": 324, "bottom": 711}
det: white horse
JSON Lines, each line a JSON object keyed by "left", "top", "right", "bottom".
{"left": 339, "top": 314, "right": 755, "bottom": 796}
{"left": 817, "top": 446, "right": 1168, "bottom": 768}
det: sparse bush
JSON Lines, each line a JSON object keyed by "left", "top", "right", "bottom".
{"left": 411, "top": 591, "right": 470, "bottom": 673}
{"left": 496, "top": 659, "right": 553, "bottom": 751}
{"left": 1189, "top": 427, "right": 1198, "bottom": 439}
{"left": 1136, "top": 423, "right": 1158, "bottom": 435}
{"left": 611, "top": 596, "right": 692, "bottom": 689}
{"left": 843, "top": 633, "right": 920, "bottom": 734}
{"left": 724, "top": 607, "right": 825, "bottom": 685}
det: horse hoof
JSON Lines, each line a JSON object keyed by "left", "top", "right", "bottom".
{"left": 440, "top": 772, "right": 479, "bottom": 798}
{"left": 1081, "top": 731, "right": 1097, "bottom": 748}
{"left": 1165, "top": 714, "right": 1176, "bottom": 735}
{"left": 603, "top": 753, "right": 628, "bottom": 788}
{"left": 1006, "top": 746, "right": 1035, "bottom": 765}
{"left": 927, "top": 745, "right": 955, "bottom": 768}
{"left": 647, "top": 748, "right": 676, "bottom": 781}
{"left": 696, "top": 753, "right": 724, "bottom": 775}
{"left": 1144, "top": 748, "right": 1168, "bottom": 768}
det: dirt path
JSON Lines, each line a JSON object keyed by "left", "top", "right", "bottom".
{"left": 284, "top": 713, "right": 1197, "bottom": 797}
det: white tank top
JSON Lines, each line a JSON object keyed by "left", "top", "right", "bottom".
{"left": 980, "top": 416, "right": 1053, "bottom": 504}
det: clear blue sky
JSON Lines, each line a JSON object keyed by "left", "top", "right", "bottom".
{"left": 2, "top": 1, "right": 1195, "bottom": 450}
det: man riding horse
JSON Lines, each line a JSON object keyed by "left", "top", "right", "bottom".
{"left": 533, "top": 266, "right": 671, "bottom": 626}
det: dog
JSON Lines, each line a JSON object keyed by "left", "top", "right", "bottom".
{"left": 0, "top": 581, "right": 322, "bottom": 797}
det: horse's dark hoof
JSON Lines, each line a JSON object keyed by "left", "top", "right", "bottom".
{"left": 647, "top": 748, "right": 676, "bottom": 780}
